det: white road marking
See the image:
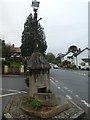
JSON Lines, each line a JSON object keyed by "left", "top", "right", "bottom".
{"left": 70, "top": 100, "right": 83, "bottom": 110}
{"left": 50, "top": 78, "right": 63, "bottom": 86}
{"left": 81, "top": 100, "right": 86, "bottom": 103}
{"left": 68, "top": 90, "right": 73, "bottom": 93}
{"left": 73, "top": 72, "right": 86, "bottom": 76}
{"left": 68, "top": 89, "right": 71, "bottom": 92}
{"left": 50, "top": 79, "right": 66, "bottom": 93}
{"left": 81, "top": 100, "right": 90, "bottom": 107}
{"left": 50, "top": 80, "right": 74, "bottom": 95}
{"left": 87, "top": 104, "right": 90, "bottom": 107}
{"left": 66, "top": 95, "right": 72, "bottom": 100}
{"left": 50, "top": 78, "right": 85, "bottom": 106}
{"left": 0, "top": 92, "right": 20, "bottom": 98}
{"left": 63, "top": 86, "right": 68, "bottom": 90}
{"left": 0, "top": 88, "right": 27, "bottom": 93}
{"left": 50, "top": 79, "right": 57, "bottom": 87}
{"left": 0, "top": 88, "right": 19, "bottom": 92}
{"left": 0, "top": 88, "right": 27, "bottom": 98}
{"left": 75, "top": 95, "right": 80, "bottom": 98}
{"left": 83, "top": 74, "right": 86, "bottom": 76}
{"left": 0, "top": 91, "right": 27, "bottom": 98}
{"left": 58, "top": 87, "right": 61, "bottom": 89}
{"left": 21, "top": 91, "right": 27, "bottom": 93}
{"left": 56, "top": 80, "right": 58, "bottom": 83}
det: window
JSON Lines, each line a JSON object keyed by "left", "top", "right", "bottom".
{"left": 81, "top": 62, "right": 85, "bottom": 66}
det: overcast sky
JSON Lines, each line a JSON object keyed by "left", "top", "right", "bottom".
{"left": 0, "top": 0, "right": 89, "bottom": 55}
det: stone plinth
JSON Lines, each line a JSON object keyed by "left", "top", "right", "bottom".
{"left": 33, "top": 93, "right": 57, "bottom": 107}
{"left": 20, "top": 94, "right": 70, "bottom": 118}
{"left": 3, "top": 93, "right": 85, "bottom": 120}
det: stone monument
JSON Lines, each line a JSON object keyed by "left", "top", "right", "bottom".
{"left": 20, "top": 51, "right": 70, "bottom": 118}
{"left": 26, "top": 52, "right": 57, "bottom": 106}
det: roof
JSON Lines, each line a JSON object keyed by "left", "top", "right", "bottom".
{"left": 74, "top": 48, "right": 90, "bottom": 57}
{"left": 82, "top": 58, "right": 90, "bottom": 63}
{"left": 14, "top": 47, "right": 21, "bottom": 53}
{"left": 63, "top": 48, "right": 90, "bottom": 58}
{"left": 63, "top": 52, "right": 73, "bottom": 58}
{"left": 27, "top": 52, "right": 51, "bottom": 70}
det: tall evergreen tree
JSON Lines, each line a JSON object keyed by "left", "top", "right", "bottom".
{"left": 21, "top": 13, "right": 47, "bottom": 57}
{"left": 68, "top": 45, "right": 78, "bottom": 53}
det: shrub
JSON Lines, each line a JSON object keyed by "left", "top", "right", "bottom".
{"left": 69, "top": 64, "right": 77, "bottom": 69}
{"left": 30, "top": 98, "right": 41, "bottom": 109}
{"left": 2, "top": 60, "right": 10, "bottom": 66}
{"left": 11, "top": 62, "right": 24, "bottom": 68}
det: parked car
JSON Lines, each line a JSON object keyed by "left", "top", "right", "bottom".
{"left": 53, "top": 64, "right": 59, "bottom": 69}
{"left": 80, "top": 62, "right": 90, "bottom": 70}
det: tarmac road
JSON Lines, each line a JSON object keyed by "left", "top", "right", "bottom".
{"left": 1, "top": 76, "right": 28, "bottom": 112}
{"left": 1, "top": 68, "right": 90, "bottom": 119}
{"left": 50, "top": 68, "right": 89, "bottom": 118}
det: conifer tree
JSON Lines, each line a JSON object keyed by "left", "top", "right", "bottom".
{"left": 21, "top": 13, "right": 47, "bottom": 57}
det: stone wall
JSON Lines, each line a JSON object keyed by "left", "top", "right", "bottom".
{"left": 2, "top": 65, "right": 25, "bottom": 75}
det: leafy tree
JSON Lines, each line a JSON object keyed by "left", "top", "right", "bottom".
{"left": 56, "top": 56, "right": 61, "bottom": 64}
{"left": 56, "top": 53, "right": 65, "bottom": 64}
{"left": 21, "top": 13, "right": 47, "bottom": 57}
{"left": 57, "top": 53, "right": 65, "bottom": 58}
{"left": 46, "top": 53, "right": 56, "bottom": 63}
{"left": 61, "top": 60, "right": 71, "bottom": 67}
{"left": 2, "top": 40, "right": 14, "bottom": 61}
{"left": 68, "top": 45, "right": 78, "bottom": 53}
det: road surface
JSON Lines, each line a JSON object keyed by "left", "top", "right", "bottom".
{"left": 1, "top": 68, "right": 89, "bottom": 119}
{"left": 50, "top": 68, "right": 89, "bottom": 118}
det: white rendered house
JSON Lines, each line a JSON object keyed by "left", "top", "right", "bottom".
{"left": 74, "top": 48, "right": 90, "bottom": 69}
{"left": 62, "top": 52, "right": 74, "bottom": 64}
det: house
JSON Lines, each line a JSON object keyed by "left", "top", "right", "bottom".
{"left": 11, "top": 44, "right": 21, "bottom": 58}
{"left": 74, "top": 48, "right": 90, "bottom": 70}
{"left": 61, "top": 47, "right": 90, "bottom": 70}
{"left": 61, "top": 52, "right": 74, "bottom": 64}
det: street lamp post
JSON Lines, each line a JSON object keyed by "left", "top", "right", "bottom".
{"left": 31, "top": 0, "right": 42, "bottom": 24}
{"left": 31, "top": 0, "right": 42, "bottom": 51}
